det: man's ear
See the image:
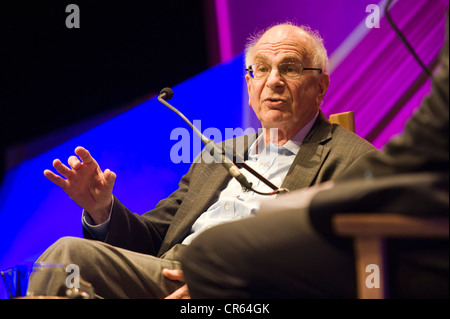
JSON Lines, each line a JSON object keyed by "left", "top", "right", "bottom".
{"left": 317, "top": 73, "right": 330, "bottom": 105}
{"left": 245, "top": 74, "right": 253, "bottom": 106}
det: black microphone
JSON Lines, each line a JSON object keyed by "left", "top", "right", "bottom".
{"left": 157, "top": 87, "right": 288, "bottom": 195}
{"left": 158, "top": 88, "right": 253, "bottom": 191}
{"left": 159, "top": 87, "right": 174, "bottom": 101}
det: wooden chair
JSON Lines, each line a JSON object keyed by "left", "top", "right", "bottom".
{"left": 329, "top": 111, "right": 355, "bottom": 132}
{"left": 328, "top": 111, "right": 450, "bottom": 299}
{"left": 333, "top": 214, "right": 449, "bottom": 299}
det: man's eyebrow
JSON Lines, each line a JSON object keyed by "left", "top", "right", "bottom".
{"left": 253, "top": 54, "right": 268, "bottom": 62}
{"left": 253, "top": 54, "right": 303, "bottom": 64}
{"left": 281, "top": 55, "right": 302, "bottom": 63}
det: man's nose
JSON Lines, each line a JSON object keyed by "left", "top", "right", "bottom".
{"left": 265, "top": 68, "right": 285, "bottom": 89}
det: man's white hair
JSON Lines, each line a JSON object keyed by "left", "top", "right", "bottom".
{"left": 244, "top": 22, "right": 329, "bottom": 73}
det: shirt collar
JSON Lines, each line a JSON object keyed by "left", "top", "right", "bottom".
{"left": 248, "top": 111, "right": 319, "bottom": 157}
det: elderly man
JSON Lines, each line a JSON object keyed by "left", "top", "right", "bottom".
{"left": 30, "top": 22, "right": 377, "bottom": 298}
{"left": 181, "top": 17, "right": 450, "bottom": 299}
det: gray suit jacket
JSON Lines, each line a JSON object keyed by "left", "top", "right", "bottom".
{"left": 84, "top": 110, "right": 378, "bottom": 256}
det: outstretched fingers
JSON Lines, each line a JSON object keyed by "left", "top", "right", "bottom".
{"left": 44, "top": 147, "right": 116, "bottom": 201}
{"left": 68, "top": 155, "right": 82, "bottom": 170}
{"left": 52, "top": 158, "right": 74, "bottom": 179}
{"left": 43, "top": 168, "right": 68, "bottom": 189}
{"left": 74, "top": 146, "right": 97, "bottom": 166}
{"left": 43, "top": 147, "right": 89, "bottom": 189}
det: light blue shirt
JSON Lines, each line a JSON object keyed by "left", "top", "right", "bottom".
{"left": 83, "top": 113, "right": 318, "bottom": 243}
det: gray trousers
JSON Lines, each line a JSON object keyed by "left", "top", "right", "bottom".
{"left": 28, "top": 237, "right": 184, "bottom": 299}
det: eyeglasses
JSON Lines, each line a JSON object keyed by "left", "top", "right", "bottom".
{"left": 246, "top": 62, "right": 322, "bottom": 80}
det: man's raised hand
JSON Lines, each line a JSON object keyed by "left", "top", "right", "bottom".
{"left": 44, "top": 146, "right": 116, "bottom": 224}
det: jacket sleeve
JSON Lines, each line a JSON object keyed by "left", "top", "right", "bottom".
{"left": 82, "top": 164, "right": 194, "bottom": 256}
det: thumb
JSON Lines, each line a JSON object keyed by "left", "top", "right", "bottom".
{"left": 104, "top": 169, "right": 117, "bottom": 187}
{"left": 162, "top": 268, "right": 184, "bottom": 282}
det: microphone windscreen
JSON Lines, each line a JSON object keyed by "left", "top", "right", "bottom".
{"left": 159, "top": 87, "right": 174, "bottom": 100}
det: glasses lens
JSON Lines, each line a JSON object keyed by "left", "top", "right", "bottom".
{"left": 279, "top": 63, "right": 302, "bottom": 79}
{"left": 250, "top": 63, "right": 271, "bottom": 79}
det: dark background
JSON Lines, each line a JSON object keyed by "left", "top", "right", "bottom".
{"left": 0, "top": 1, "right": 211, "bottom": 182}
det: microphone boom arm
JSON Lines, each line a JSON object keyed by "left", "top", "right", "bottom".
{"left": 158, "top": 88, "right": 289, "bottom": 195}
{"left": 158, "top": 95, "right": 209, "bottom": 145}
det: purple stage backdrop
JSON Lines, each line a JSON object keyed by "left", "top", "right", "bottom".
{"left": 236, "top": 0, "right": 448, "bottom": 148}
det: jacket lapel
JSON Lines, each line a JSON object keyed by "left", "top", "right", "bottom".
{"left": 158, "top": 133, "right": 258, "bottom": 255}
{"left": 281, "top": 111, "right": 332, "bottom": 191}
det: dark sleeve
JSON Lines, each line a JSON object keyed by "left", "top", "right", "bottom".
{"left": 82, "top": 165, "right": 193, "bottom": 256}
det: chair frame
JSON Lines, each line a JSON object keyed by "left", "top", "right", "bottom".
{"left": 329, "top": 111, "right": 449, "bottom": 299}
{"left": 333, "top": 213, "right": 449, "bottom": 298}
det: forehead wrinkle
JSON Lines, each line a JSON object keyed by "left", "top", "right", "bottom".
{"left": 251, "top": 26, "right": 315, "bottom": 65}
{"left": 253, "top": 48, "right": 306, "bottom": 65}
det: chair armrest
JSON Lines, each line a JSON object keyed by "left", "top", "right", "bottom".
{"left": 333, "top": 213, "right": 449, "bottom": 238}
